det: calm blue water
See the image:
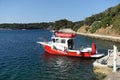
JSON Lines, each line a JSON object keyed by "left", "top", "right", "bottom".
{"left": 0, "top": 30, "right": 119, "bottom": 80}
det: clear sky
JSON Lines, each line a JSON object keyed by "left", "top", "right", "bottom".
{"left": 0, "top": 0, "right": 120, "bottom": 23}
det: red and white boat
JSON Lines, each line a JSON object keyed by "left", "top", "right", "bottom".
{"left": 37, "top": 31, "right": 104, "bottom": 58}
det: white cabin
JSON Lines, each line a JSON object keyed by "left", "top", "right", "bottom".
{"left": 51, "top": 36, "right": 74, "bottom": 51}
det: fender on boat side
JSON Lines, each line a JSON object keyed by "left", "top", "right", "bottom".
{"left": 90, "top": 54, "right": 104, "bottom": 58}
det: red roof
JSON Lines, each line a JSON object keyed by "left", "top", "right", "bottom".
{"left": 55, "top": 32, "right": 76, "bottom": 38}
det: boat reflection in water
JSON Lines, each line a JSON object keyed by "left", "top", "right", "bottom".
{"left": 41, "top": 52, "right": 97, "bottom": 80}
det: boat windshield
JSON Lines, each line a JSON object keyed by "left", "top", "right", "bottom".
{"left": 52, "top": 38, "right": 66, "bottom": 44}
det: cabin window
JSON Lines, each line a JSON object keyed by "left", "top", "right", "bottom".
{"left": 61, "top": 39, "right": 65, "bottom": 43}
{"left": 56, "top": 39, "right": 60, "bottom": 43}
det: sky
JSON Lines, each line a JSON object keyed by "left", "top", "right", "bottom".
{"left": 0, "top": 0, "right": 120, "bottom": 23}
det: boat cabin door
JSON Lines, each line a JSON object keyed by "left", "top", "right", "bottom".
{"left": 67, "top": 39, "right": 74, "bottom": 50}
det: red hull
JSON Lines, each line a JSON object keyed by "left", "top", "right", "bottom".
{"left": 42, "top": 45, "right": 92, "bottom": 57}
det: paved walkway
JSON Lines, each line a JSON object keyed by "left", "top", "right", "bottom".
{"left": 76, "top": 32, "right": 120, "bottom": 42}
{"left": 104, "top": 72, "right": 120, "bottom": 80}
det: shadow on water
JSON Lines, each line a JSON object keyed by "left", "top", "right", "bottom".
{"left": 40, "top": 52, "right": 97, "bottom": 80}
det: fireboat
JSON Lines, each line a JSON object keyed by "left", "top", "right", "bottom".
{"left": 37, "top": 31, "right": 104, "bottom": 58}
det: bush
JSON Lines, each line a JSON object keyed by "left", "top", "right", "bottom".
{"left": 95, "top": 72, "right": 106, "bottom": 80}
{"left": 85, "top": 27, "right": 90, "bottom": 31}
{"left": 101, "top": 16, "right": 111, "bottom": 28}
{"left": 111, "top": 14, "right": 120, "bottom": 33}
{"left": 90, "top": 21, "right": 102, "bottom": 33}
{"left": 72, "top": 21, "right": 84, "bottom": 31}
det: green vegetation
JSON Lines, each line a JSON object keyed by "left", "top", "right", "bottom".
{"left": 95, "top": 72, "right": 106, "bottom": 80}
{"left": 90, "top": 21, "right": 102, "bottom": 33}
{"left": 54, "top": 19, "right": 74, "bottom": 30}
{"left": 0, "top": 22, "right": 54, "bottom": 30}
{"left": 83, "top": 4, "right": 120, "bottom": 33}
{"left": 112, "top": 14, "right": 120, "bottom": 33}
{"left": 72, "top": 21, "right": 84, "bottom": 31}
{"left": 0, "top": 4, "right": 120, "bottom": 34}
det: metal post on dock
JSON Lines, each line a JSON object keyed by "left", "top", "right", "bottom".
{"left": 113, "top": 45, "right": 117, "bottom": 72}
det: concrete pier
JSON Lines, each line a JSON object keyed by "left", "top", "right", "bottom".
{"left": 93, "top": 46, "right": 120, "bottom": 79}
{"left": 104, "top": 72, "right": 120, "bottom": 80}
{"left": 93, "top": 52, "right": 120, "bottom": 71}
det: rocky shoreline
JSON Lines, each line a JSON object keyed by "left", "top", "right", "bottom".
{"left": 59, "top": 28, "right": 120, "bottom": 43}
{"left": 77, "top": 26, "right": 120, "bottom": 42}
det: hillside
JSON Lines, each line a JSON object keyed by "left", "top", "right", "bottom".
{"left": 76, "top": 4, "right": 120, "bottom": 36}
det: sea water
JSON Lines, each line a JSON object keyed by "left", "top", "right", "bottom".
{"left": 0, "top": 30, "right": 119, "bottom": 80}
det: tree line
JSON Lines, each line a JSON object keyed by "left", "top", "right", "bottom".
{"left": 0, "top": 22, "right": 54, "bottom": 29}
{"left": 0, "top": 19, "right": 82, "bottom": 31}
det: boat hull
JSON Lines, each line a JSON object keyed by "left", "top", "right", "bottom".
{"left": 42, "top": 44, "right": 92, "bottom": 58}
